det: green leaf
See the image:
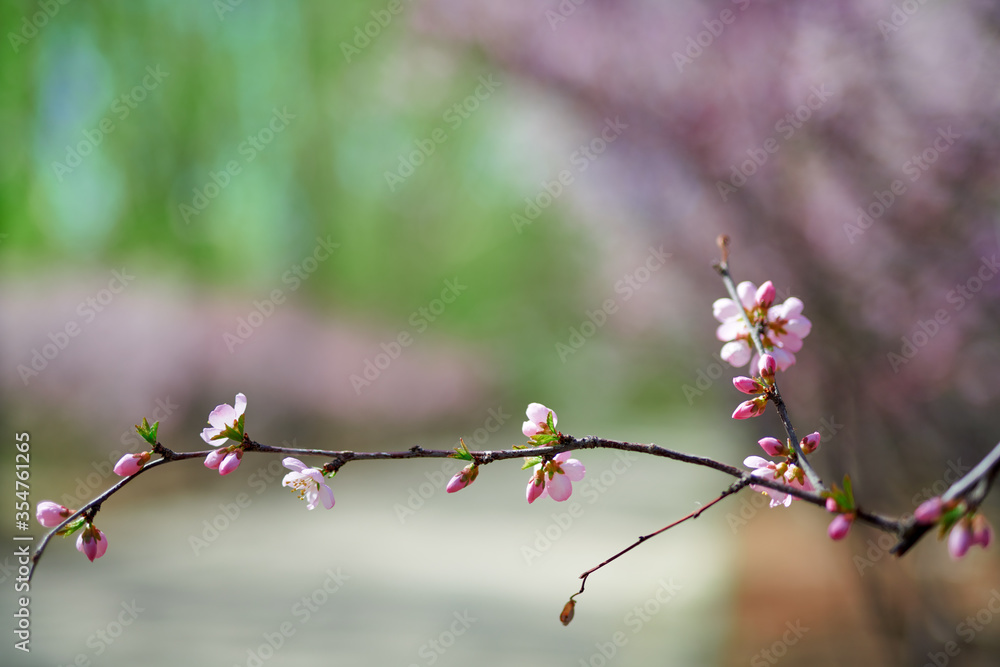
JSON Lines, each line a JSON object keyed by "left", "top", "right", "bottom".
{"left": 452, "top": 437, "right": 473, "bottom": 461}
{"left": 134, "top": 417, "right": 159, "bottom": 446}
{"left": 522, "top": 457, "right": 542, "bottom": 470}
{"left": 546, "top": 410, "right": 556, "bottom": 432}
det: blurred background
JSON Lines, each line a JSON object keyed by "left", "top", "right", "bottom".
{"left": 2, "top": 0, "right": 1000, "bottom": 665}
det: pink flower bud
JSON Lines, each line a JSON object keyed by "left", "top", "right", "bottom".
{"left": 204, "top": 448, "right": 228, "bottom": 470}
{"left": 825, "top": 497, "right": 840, "bottom": 513}
{"left": 948, "top": 519, "right": 973, "bottom": 559}
{"left": 758, "top": 437, "right": 785, "bottom": 457}
{"left": 972, "top": 515, "right": 992, "bottom": 548}
{"left": 800, "top": 432, "right": 821, "bottom": 454}
{"left": 446, "top": 464, "right": 479, "bottom": 493}
{"left": 733, "top": 376, "right": 764, "bottom": 394}
{"left": 758, "top": 354, "right": 776, "bottom": 377}
{"left": 755, "top": 281, "right": 776, "bottom": 309}
{"left": 732, "top": 397, "right": 766, "bottom": 420}
{"left": 914, "top": 497, "right": 944, "bottom": 524}
{"left": 113, "top": 452, "right": 151, "bottom": 477}
{"left": 76, "top": 524, "right": 108, "bottom": 562}
{"left": 36, "top": 501, "right": 73, "bottom": 527}
{"left": 218, "top": 450, "right": 243, "bottom": 476}
{"left": 828, "top": 513, "right": 853, "bottom": 541}
{"left": 526, "top": 472, "right": 546, "bottom": 504}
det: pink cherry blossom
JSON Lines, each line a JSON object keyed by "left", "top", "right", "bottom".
{"left": 219, "top": 450, "right": 243, "bottom": 476}
{"left": 526, "top": 452, "right": 585, "bottom": 503}
{"left": 282, "top": 457, "right": 335, "bottom": 510}
{"left": 713, "top": 282, "right": 811, "bottom": 372}
{"left": 113, "top": 452, "right": 151, "bottom": 477}
{"left": 76, "top": 524, "right": 108, "bottom": 562}
{"left": 744, "top": 456, "right": 812, "bottom": 508}
{"left": 828, "top": 513, "right": 853, "bottom": 541}
{"left": 948, "top": 518, "right": 973, "bottom": 559}
{"left": 201, "top": 393, "right": 247, "bottom": 445}
{"left": 36, "top": 501, "right": 73, "bottom": 527}
{"left": 523, "top": 403, "right": 557, "bottom": 438}
{"left": 914, "top": 497, "right": 944, "bottom": 524}
{"left": 446, "top": 464, "right": 479, "bottom": 493}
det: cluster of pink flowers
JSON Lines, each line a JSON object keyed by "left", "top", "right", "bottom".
{"left": 914, "top": 497, "right": 992, "bottom": 559}
{"left": 714, "top": 280, "right": 811, "bottom": 372}
{"left": 445, "top": 402, "right": 587, "bottom": 504}
{"left": 201, "top": 393, "right": 247, "bottom": 476}
{"left": 744, "top": 455, "right": 813, "bottom": 507}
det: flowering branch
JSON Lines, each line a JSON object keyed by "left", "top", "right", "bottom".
{"left": 30, "top": 240, "right": 996, "bottom": 631}
{"left": 713, "top": 236, "right": 824, "bottom": 492}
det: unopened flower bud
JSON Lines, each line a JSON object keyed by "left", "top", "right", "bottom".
{"left": 755, "top": 281, "right": 776, "bottom": 309}
{"left": 914, "top": 497, "right": 944, "bottom": 524}
{"left": 825, "top": 497, "right": 839, "bottom": 513}
{"left": 732, "top": 396, "right": 767, "bottom": 420}
{"left": 758, "top": 354, "right": 777, "bottom": 378}
{"left": 560, "top": 599, "right": 576, "bottom": 626}
{"left": 828, "top": 513, "right": 853, "bottom": 541}
{"left": 446, "top": 464, "right": 479, "bottom": 493}
{"left": 972, "top": 514, "right": 992, "bottom": 548}
{"left": 36, "top": 501, "right": 74, "bottom": 527}
{"left": 758, "top": 437, "right": 786, "bottom": 457}
{"left": 113, "top": 451, "right": 151, "bottom": 477}
{"left": 948, "top": 519, "right": 973, "bottom": 559}
{"left": 733, "top": 376, "right": 764, "bottom": 394}
{"left": 799, "top": 432, "right": 821, "bottom": 454}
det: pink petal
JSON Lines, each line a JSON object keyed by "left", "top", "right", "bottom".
{"left": 736, "top": 281, "right": 757, "bottom": 309}
{"left": 712, "top": 298, "right": 739, "bottom": 322}
{"left": 721, "top": 340, "right": 752, "bottom": 367}
{"left": 208, "top": 404, "right": 236, "bottom": 429}
{"left": 744, "top": 456, "right": 772, "bottom": 469}
{"left": 522, "top": 421, "right": 543, "bottom": 438}
{"left": 784, "top": 316, "right": 811, "bottom": 338}
{"left": 525, "top": 403, "right": 554, "bottom": 425}
{"left": 317, "top": 483, "right": 335, "bottom": 509}
{"left": 775, "top": 333, "right": 803, "bottom": 353}
{"left": 716, "top": 319, "right": 745, "bottom": 342}
{"left": 282, "top": 457, "right": 308, "bottom": 473}
{"left": 233, "top": 393, "right": 247, "bottom": 417}
{"left": 200, "top": 427, "right": 221, "bottom": 445}
{"left": 546, "top": 472, "right": 573, "bottom": 501}
{"left": 560, "top": 458, "right": 586, "bottom": 482}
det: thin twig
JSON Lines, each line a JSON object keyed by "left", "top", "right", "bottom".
{"left": 570, "top": 479, "right": 751, "bottom": 600}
